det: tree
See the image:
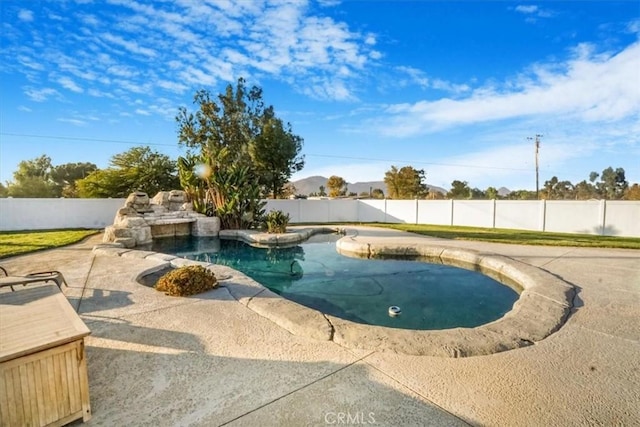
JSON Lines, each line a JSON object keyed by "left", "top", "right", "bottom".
{"left": 6, "top": 156, "right": 98, "bottom": 198}
{"left": 176, "top": 78, "right": 302, "bottom": 228}
{"left": 543, "top": 176, "right": 575, "bottom": 200}
{"left": 384, "top": 165, "right": 428, "bottom": 199}
{"left": 0, "top": 182, "right": 6, "bottom": 197}
{"left": 447, "top": 180, "right": 471, "bottom": 199}
{"left": 624, "top": 183, "right": 640, "bottom": 200}
{"left": 371, "top": 188, "right": 385, "bottom": 199}
{"left": 249, "top": 117, "right": 304, "bottom": 198}
{"left": 318, "top": 185, "right": 327, "bottom": 197}
{"left": 76, "top": 146, "right": 179, "bottom": 198}
{"left": 426, "top": 190, "right": 445, "bottom": 200}
{"left": 5, "top": 155, "right": 98, "bottom": 198}
{"left": 485, "top": 187, "right": 499, "bottom": 200}
{"left": 327, "top": 175, "right": 347, "bottom": 198}
{"left": 6, "top": 155, "right": 59, "bottom": 197}
{"left": 574, "top": 180, "right": 597, "bottom": 200}
{"left": 281, "top": 183, "right": 297, "bottom": 199}
{"left": 470, "top": 187, "right": 485, "bottom": 199}
{"left": 597, "top": 167, "right": 628, "bottom": 199}
{"left": 505, "top": 189, "right": 537, "bottom": 200}
{"left": 51, "top": 162, "right": 97, "bottom": 197}
{"left": 7, "top": 176, "right": 58, "bottom": 198}
{"left": 12, "top": 155, "right": 53, "bottom": 183}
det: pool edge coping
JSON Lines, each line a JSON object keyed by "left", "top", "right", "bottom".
{"left": 92, "top": 226, "right": 575, "bottom": 358}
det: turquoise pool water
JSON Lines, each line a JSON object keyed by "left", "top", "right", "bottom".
{"left": 152, "top": 234, "right": 519, "bottom": 330}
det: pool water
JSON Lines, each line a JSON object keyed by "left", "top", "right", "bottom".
{"left": 152, "top": 234, "right": 519, "bottom": 330}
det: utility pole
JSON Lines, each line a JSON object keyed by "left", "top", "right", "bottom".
{"left": 527, "top": 134, "right": 543, "bottom": 199}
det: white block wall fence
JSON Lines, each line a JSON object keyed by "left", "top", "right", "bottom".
{"left": 1, "top": 198, "right": 639, "bottom": 237}
{"left": 0, "top": 198, "right": 127, "bottom": 231}
{"left": 263, "top": 199, "right": 640, "bottom": 238}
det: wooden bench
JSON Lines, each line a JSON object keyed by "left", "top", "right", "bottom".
{"left": 0, "top": 284, "right": 91, "bottom": 426}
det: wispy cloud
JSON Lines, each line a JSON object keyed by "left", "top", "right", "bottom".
{"left": 24, "top": 87, "right": 61, "bottom": 102}
{"left": 101, "top": 33, "right": 157, "bottom": 57}
{"left": 396, "top": 66, "right": 470, "bottom": 94}
{"left": 58, "top": 76, "right": 83, "bottom": 93}
{"left": 57, "top": 118, "right": 87, "bottom": 126}
{"left": 18, "top": 9, "right": 34, "bottom": 22}
{"left": 1, "top": 0, "right": 382, "bottom": 126}
{"left": 371, "top": 41, "right": 640, "bottom": 137}
{"left": 515, "top": 5, "right": 538, "bottom": 14}
{"left": 514, "top": 4, "right": 555, "bottom": 22}
{"left": 156, "top": 80, "right": 188, "bottom": 93}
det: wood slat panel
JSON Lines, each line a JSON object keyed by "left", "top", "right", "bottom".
{"left": 1, "top": 284, "right": 92, "bottom": 426}
{"left": 0, "top": 341, "right": 89, "bottom": 426}
{"left": 0, "top": 285, "right": 90, "bottom": 362}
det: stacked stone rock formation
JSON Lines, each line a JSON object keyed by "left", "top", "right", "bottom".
{"left": 103, "top": 190, "right": 220, "bottom": 248}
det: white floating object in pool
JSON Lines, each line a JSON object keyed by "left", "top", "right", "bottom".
{"left": 388, "top": 306, "right": 402, "bottom": 317}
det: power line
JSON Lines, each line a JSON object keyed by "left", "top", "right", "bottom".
{"left": 0, "top": 132, "right": 178, "bottom": 148}
{"left": 0, "top": 131, "right": 533, "bottom": 173}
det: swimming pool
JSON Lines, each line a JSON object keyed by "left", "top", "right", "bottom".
{"left": 152, "top": 233, "right": 519, "bottom": 330}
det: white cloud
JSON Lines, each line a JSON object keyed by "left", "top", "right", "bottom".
{"left": 395, "top": 66, "right": 470, "bottom": 94}
{"left": 17, "top": 55, "right": 44, "bottom": 70}
{"left": 102, "top": 33, "right": 157, "bottom": 57}
{"left": 77, "top": 14, "right": 99, "bottom": 26}
{"left": 106, "top": 65, "right": 137, "bottom": 78}
{"left": 58, "top": 76, "right": 83, "bottom": 93}
{"left": 57, "top": 118, "right": 87, "bottom": 126}
{"left": 374, "top": 41, "right": 640, "bottom": 137}
{"left": 18, "top": 105, "right": 32, "bottom": 112}
{"left": 119, "top": 80, "right": 149, "bottom": 94}
{"left": 317, "top": 0, "right": 342, "bottom": 7}
{"left": 18, "top": 9, "right": 34, "bottom": 22}
{"left": 178, "top": 68, "right": 209, "bottom": 86}
{"left": 515, "top": 5, "right": 538, "bottom": 14}
{"left": 24, "top": 87, "right": 60, "bottom": 102}
{"left": 88, "top": 88, "right": 115, "bottom": 98}
{"left": 514, "top": 4, "right": 554, "bottom": 21}
{"left": 135, "top": 108, "right": 151, "bottom": 116}
{"left": 5, "top": 0, "right": 382, "bottom": 113}
{"left": 302, "top": 77, "right": 354, "bottom": 101}
{"left": 157, "top": 80, "right": 188, "bottom": 93}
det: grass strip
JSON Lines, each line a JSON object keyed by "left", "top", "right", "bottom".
{"left": 0, "top": 229, "right": 100, "bottom": 259}
{"left": 370, "top": 223, "right": 640, "bottom": 249}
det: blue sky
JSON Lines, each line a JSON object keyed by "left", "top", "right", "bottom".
{"left": 1, "top": 0, "right": 638, "bottom": 191}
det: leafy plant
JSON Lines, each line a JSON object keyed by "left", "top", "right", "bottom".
{"left": 177, "top": 154, "right": 209, "bottom": 215}
{"left": 176, "top": 78, "right": 301, "bottom": 228}
{"left": 263, "top": 210, "right": 290, "bottom": 233}
{"left": 155, "top": 265, "right": 218, "bottom": 297}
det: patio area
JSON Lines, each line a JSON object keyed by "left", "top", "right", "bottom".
{"left": 1, "top": 227, "right": 638, "bottom": 426}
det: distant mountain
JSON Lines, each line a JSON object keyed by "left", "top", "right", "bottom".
{"left": 290, "top": 176, "right": 329, "bottom": 195}
{"left": 290, "top": 176, "right": 447, "bottom": 197}
{"left": 498, "top": 187, "right": 511, "bottom": 197}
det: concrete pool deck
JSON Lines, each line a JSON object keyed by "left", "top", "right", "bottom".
{"left": 1, "top": 226, "right": 639, "bottom": 425}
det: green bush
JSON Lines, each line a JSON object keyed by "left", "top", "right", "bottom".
{"left": 264, "top": 210, "right": 290, "bottom": 233}
{"left": 155, "top": 265, "right": 218, "bottom": 297}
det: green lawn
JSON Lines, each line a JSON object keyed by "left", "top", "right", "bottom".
{"left": 0, "top": 224, "right": 638, "bottom": 260}
{"left": 0, "top": 229, "right": 100, "bottom": 259}
{"left": 371, "top": 224, "right": 640, "bottom": 249}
